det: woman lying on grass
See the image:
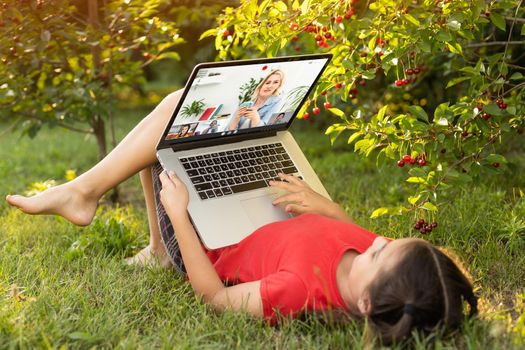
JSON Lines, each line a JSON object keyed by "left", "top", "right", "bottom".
{"left": 5, "top": 91, "right": 477, "bottom": 345}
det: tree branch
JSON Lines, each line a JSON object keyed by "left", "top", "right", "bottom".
{"left": 464, "top": 41, "right": 525, "bottom": 48}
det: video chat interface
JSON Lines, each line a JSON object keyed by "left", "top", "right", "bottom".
{"left": 165, "top": 58, "right": 329, "bottom": 141}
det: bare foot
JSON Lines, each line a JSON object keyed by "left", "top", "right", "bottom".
{"left": 125, "top": 245, "right": 173, "bottom": 268}
{"left": 5, "top": 182, "right": 98, "bottom": 226}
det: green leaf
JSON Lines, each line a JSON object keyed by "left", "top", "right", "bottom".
{"left": 408, "top": 195, "right": 421, "bottom": 205}
{"left": 486, "top": 154, "right": 508, "bottom": 164}
{"left": 376, "top": 105, "right": 388, "bottom": 122}
{"left": 347, "top": 131, "right": 363, "bottom": 144}
{"left": 483, "top": 103, "right": 505, "bottom": 116}
{"left": 406, "top": 177, "right": 427, "bottom": 184}
{"left": 404, "top": 14, "right": 420, "bottom": 26}
{"left": 510, "top": 72, "right": 524, "bottom": 80}
{"left": 408, "top": 105, "right": 429, "bottom": 122}
{"left": 521, "top": 24, "right": 525, "bottom": 35}
{"left": 274, "top": 1, "right": 288, "bottom": 12}
{"left": 156, "top": 51, "right": 180, "bottom": 61}
{"left": 435, "top": 117, "right": 448, "bottom": 126}
{"left": 301, "top": 0, "right": 310, "bottom": 15}
{"left": 199, "top": 28, "right": 217, "bottom": 40}
{"left": 422, "top": 202, "right": 438, "bottom": 212}
{"left": 370, "top": 207, "right": 389, "bottom": 219}
{"left": 490, "top": 12, "right": 506, "bottom": 31}
{"left": 328, "top": 107, "right": 345, "bottom": 117}
{"left": 446, "top": 41, "right": 463, "bottom": 55}
{"left": 446, "top": 76, "right": 470, "bottom": 88}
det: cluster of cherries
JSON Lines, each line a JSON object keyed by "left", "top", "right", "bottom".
{"left": 414, "top": 219, "right": 437, "bottom": 234}
{"left": 496, "top": 98, "right": 507, "bottom": 110}
{"left": 397, "top": 154, "right": 426, "bottom": 167}
{"left": 394, "top": 67, "right": 422, "bottom": 87}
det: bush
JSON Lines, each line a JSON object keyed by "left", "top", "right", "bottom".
{"left": 203, "top": 0, "right": 525, "bottom": 227}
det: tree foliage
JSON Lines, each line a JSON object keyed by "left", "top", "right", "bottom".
{"left": 0, "top": 0, "right": 182, "bottom": 159}
{"left": 203, "top": 0, "right": 525, "bottom": 227}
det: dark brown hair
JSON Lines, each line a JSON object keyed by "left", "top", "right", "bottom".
{"left": 365, "top": 240, "right": 477, "bottom": 345}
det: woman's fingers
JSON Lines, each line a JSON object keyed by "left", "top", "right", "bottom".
{"left": 269, "top": 179, "right": 299, "bottom": 193}
{"left": 159, "top": 171, "right": 173, "bottom": 188}
{"left": 167, "top": 170, "right": 184, "bottom": 185}
{"left": 272, "top": 192, "right": 303, "bottom": 206}
{"left": 277, "top": 173, "right": 308, "bottom": 187}
{"left": 284, "top": 203, "right": 308, "bottom": 214}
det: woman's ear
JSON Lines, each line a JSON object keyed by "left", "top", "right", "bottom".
{"left": 357, "top": 293, "right": 371, "bottom": 315}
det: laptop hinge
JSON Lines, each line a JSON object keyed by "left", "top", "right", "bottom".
{"left": 164, "top": 130, "right": 279, "bottom": 152}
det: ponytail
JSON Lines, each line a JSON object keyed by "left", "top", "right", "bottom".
{"left": 365, "top": 240, "right": 477, "bottom": 345}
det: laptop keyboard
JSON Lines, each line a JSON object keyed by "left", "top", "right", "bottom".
{"left": 179, "top": 142, "right": 299, "bottom": 200}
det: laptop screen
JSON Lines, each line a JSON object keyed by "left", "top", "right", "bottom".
{"left": 159, "top": 54, "right": 331, "bottom": 146}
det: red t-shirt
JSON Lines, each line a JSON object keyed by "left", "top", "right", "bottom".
{"left": 205, "top": 213, "right": 378, "bottom": 322}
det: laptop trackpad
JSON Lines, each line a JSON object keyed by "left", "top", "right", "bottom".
{"left": 241, "top": 195, "right": 291, "bottom": 228}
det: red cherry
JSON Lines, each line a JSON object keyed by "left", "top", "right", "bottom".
{"left": 335, "top": 15, "right": 343, "bottom": 23}
{"left": 324, "top": 32, "right": 332, "bottom": 39}
{"left": 315, "top": 34, "right": 322, "bottom": 41}
{"left": 418, "top": 158, "right": 427, "bottom": 166}
{"left": 321, "top": 41, "right": 329, "bottom": 48}
{"left": 409, "top": 158, "right": 417, "bottom": 165}
{"left": 262, "top": 65, "right": 268, "bottom": 71}
{"left": 349, "top": 88, "right": 358, "bottom": 95}
{"left": 321, "top": 91, "right": 327, "bottom": 96}
{"left": 499, "top": 103, "right": 507, "bottom": 109}
{"left": 461, "top": 131, "right": 469, "bottom": 138}
{"left": 222, "top": 30, "right": 230, "bottom": 37}
{"left": 344, "top": 10, "right": 354, "bottom": 19}
{"left": 402, "top": 79, "right": 410, "bottom": 85}
{"left": 289, "top": 22, "right": 299, "bottom": 31}
{"left": 322, "top": 26, "right": 328, "bottom": 32}
{"left": 312, "top": 107, "right": 321, "bottom": 115}
{"left": 292, "top": 35, "right": 299, "bottom": 42}
{"left": 303, "top": 112, "right": 310, "bottom": 119}
{"left": 335, "top": 83, "right": 342, "bottom": 89}
{"left": 482, "top": 113, "right": 490, "bottom": 120}
{"left": 402, "top": 154, "right": 412, "bottom": 162}
{"left": 323, "top": 102, "right": 332, "bottom": 109}
{"left": 317, "top": 40, "right": 325, "bottom": 47}
{"left": 397, "top": 160, "right": 405, "bottom": 167}
{"left": 359, "top": 80, "right": 367, "bottom": 86}
{"left": 492, "top": 162, "right": 500, "bottom": 168}
{"left": 395, "top": 80, "right": 403, "bottom": 87}
{"left": 413, "top": 67, "right": 421, "bottom": 74}
{"left": 405, "top": 68, "right": 414, "bottom": 75}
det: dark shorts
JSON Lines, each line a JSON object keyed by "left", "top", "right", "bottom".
{"left": 151, "top": 163, "right": 186, "bottom": 275}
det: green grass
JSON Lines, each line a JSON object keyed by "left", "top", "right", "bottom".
{"left": 1, "top": 110, "right": 524, "bottom": 349}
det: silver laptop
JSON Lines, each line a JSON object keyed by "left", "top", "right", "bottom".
{"left": 156, "top": 54, "right": 332, "bottom": 249}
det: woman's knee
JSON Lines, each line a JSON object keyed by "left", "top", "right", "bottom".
{"left": 155, "top": 89, "right": 183, "bottom": 113}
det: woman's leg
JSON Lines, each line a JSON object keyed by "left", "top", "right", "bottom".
{"left": 6, "top": 90, "right": 183, "bottom": 226}
{"left": 125, "top": 167, "right": 172, "bottom": 267}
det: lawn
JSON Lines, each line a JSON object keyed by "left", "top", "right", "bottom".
{"left": 0, "top": 107, "right": 524, "bottom": 349}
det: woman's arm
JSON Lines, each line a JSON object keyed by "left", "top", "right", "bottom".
{"left": 270, "top": 173, "right": 352, "bottom": 223}
{"left": 159, "top": 171, "right": 263, "bottom": 316}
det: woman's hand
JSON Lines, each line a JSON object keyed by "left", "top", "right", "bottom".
{"left": 159, "top": 170, "right": 189, "bottom": 219}
{"left": 269, "top": 173, "right": 351, "bottom": 222}
{"left": 242, "top": 108, "right": 261, "bottom": 127}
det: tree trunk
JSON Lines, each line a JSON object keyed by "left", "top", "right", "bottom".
{"left": 93, "top": 116, "right": 107, "bottom": 160}
{"left": 88, "top": 0, "right": 120, "bottom": 204}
